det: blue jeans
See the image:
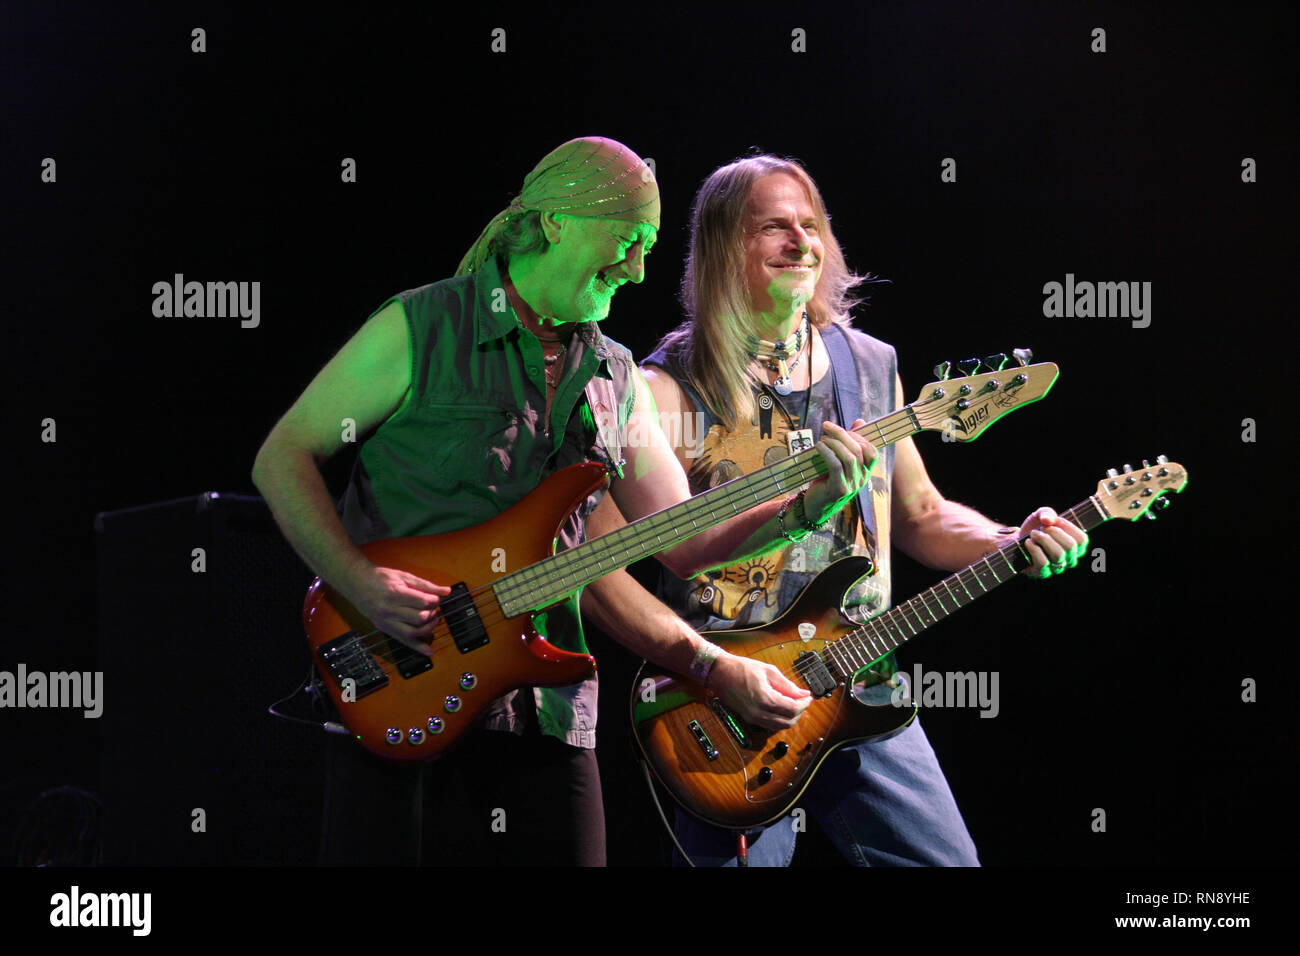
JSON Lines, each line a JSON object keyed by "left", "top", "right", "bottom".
{"left": 672, "top": 718, "right": 980, "bottom": 866}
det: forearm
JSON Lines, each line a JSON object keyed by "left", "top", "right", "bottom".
{"left": 582, "top": 565, "right": 812, "bottom": 729}
{"left": 581, "top": 569, "right": 716, "bottom": 676}
{"left": 896, "top": 497, "right": 1008, "bottom": 571}
{"left": 251, "top": 440, "right": 372, "bottom": 598}
{"left": 658, "top": 496, "right": 796, "bottom": 578}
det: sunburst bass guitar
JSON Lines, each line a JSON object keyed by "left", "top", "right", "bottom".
{"left": 304, "top": 358, "right": 1060, "bottom": 763}
{"left": 630, "top": 460, "right": 1188, "bottom": 828}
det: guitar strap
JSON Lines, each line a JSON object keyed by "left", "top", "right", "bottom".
{"left": 819, "top": 323, "right": 875, "bottom": 538}
{"left": 584, "top": 375, "right": 626, "bottom": 481}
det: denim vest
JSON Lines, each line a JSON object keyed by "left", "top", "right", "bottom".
{"left": 643, "top": 324, "right": 898, "bottom": 673}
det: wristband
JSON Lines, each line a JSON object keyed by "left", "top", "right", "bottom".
{"left": 689, "top": 640, "right": 723, "bottom": 686}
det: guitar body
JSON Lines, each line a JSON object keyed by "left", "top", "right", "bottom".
{"left": 630, "top": 557, "right": 918, "bottom": 829}
{"left": 303, "top": 462, "right": 608, "bottom": 763}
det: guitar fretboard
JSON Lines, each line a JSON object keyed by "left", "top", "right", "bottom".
{"left": 491, "top": 405, "right": 922, "bottom": 617}
{"left": 818, "top": 498, "right": 1108, "bottom": 680}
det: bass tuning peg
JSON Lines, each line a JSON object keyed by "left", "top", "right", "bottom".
{"left": 957, "top": 358, "right": 981, "bottom": 377}
{"left": 984, "top": 353, "right": 1010, "bottom": 371}
{"left": 1012, "top": 347, "right": 1034, "bottom": 366}
{"left": 933, "top": 360, "right": 952, "bottom": 381}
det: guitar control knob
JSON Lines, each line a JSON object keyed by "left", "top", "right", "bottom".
{"left": 757, "top": 767, "right": 773, "bottom": 785}
{"left": 427, "top": 717, "right": 444, "bottom": 734}
{"left": 772, "top": 741, "right": 789, "bottom": 758}
{"left": 385, "top": 728, "right": 402, "bottom": 745}
{"left": 408, "top": 728, "right": 425, "bottom": 745}
{"left": 460, "top": 672, "right": 477, "bottom": 691}
{"left": 444, "top": 695, "right": 462, "bottom": 713}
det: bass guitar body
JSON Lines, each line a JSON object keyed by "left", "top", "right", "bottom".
{"left": 303, "top": 463, "right": 609, "bottom": 763}
{"left": 630, "top": 557, "right": 918, "bottom": 829}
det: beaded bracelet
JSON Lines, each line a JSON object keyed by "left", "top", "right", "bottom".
{"left": 794, "top": 490, "right": 831, "bottom": 533}
{"left": 777, "top": 495, "right": 809, "bottom": 543}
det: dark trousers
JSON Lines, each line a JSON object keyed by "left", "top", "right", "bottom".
{"left": 318, "top": 723, "right": 606, "bottom": 866}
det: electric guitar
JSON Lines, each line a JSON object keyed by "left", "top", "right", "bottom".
{"left": 629, "top": 460, "right": 1188, "bottom": 828}
{"left": 304, "top": 357, "right": 1060, "bottom": 762}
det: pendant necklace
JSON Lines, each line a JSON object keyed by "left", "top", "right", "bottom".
{"left": 748, "top": 313, "right": 809, "bottom": 396}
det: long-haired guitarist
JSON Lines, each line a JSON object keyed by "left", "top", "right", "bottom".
{"left": 583, "top": 155, "right": 1088, "bottom": 866}
{"left": 251, "top": 139, "right": 876, "bottom": 865}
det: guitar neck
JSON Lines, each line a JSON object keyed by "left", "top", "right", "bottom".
{"left": 828, "top": 497, "right": 1110, "bottom": 676}
{"left": 493, "top": 406, "right": 924, "bottom": 616}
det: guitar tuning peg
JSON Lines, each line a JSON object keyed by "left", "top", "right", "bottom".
{"left": 1155, "top": 497, "right": 1172, "bottom": 510}
{"left": 1012, "top": 347, "right": 1033, "bottom": 366}
{"left": 957, "top": 358, "right": 981, "bottom": 377}
{"left": 932, "top": 360, "right": 952, "bottom": 381}
{"left": 1156, "top": 454, "right": 1168, "bottom": 464}
{"left": 1144, "top": 511, "right": 1157, "bottom": 520}
{"left": 984, "top": 353, "right": 1010, "bottom": 371}
{"left": 1106, "top": 468, "right": 1119, "bottom": 479}
{"left": 1123, "top": 463, "right": 1132, "bottom": 473}
{"left": 1142, "top": 459, "right": 1151, "bottom": 469}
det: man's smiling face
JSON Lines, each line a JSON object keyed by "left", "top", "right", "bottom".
{"left": 546, "top": 215, "right": 657, "bottom": 323}
{"left": 742, "top": 172, "right": 824, "bottom": 318}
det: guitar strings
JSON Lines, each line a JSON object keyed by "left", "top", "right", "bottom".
{"left": 321, "top": 386, "right": 1037, "bottom": 688}
{"left": 786, "top": 499, "right": 1099, "bottom": 685}
{"left": 338, "top": 405, "right": 935, "bottom": 675}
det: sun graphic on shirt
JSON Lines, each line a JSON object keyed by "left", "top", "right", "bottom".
{"left": 692, "top": 553, "right": 786, "bottom": 623}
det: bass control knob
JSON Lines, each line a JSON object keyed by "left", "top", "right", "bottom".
{"left": 757, "top": 767, "right": 773, "bottom": 785}
{"left": 772, "top": 741, "right": 789, "bottom": 758}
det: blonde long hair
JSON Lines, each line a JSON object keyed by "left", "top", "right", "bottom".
{"left": 655, "top": 156, "right": 867, "bottom": 430}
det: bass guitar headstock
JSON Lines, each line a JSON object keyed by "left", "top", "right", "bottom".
{"left": 910, "top": 349, "right": 1059, "bottom": 441}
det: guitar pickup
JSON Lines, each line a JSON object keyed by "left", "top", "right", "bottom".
{"left": 709, "top": 699, "right": 750, "bottom": 748}
{"left": 318, "top": 631, "right": 389, "bottom": 699}
{"left": 444, "top": 582, "right": 489, "bottom": 653}
{"left": 687, "top": 720, "right": 719, "bottom": 761}
{"left": 385, "top": 636, "right": 433, "bottom": 679}
{"left": 793, "top": 650, "right": 838, "bottom": 697}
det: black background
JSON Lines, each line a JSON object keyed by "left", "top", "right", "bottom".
{"left": 1, "top": 0, "right": 1294, "bottom": 922}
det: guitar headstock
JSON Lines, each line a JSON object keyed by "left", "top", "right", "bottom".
{"left": 910, "top": 353, "right": 1059, "bottom": 441}
{"left": 1094, "top": 458, "right": 1189, "bottom": 520}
